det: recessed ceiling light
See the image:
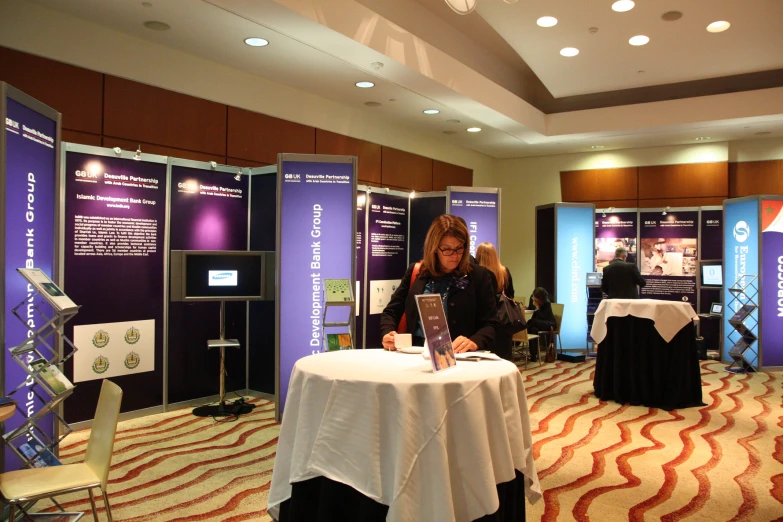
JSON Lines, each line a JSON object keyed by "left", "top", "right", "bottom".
{"left": 537, "top": 16, "right": 558, "bottom": 27}
{"left": 661, "top": 11, "right": 682, "bottom": 21}
{"left": 355, "top": 81, "right": 375, "bottom": 88}
{"left": 467, "top": 127, "right": 482, "bottom": 133}
{"left": 591, "top": 145, "right": 605, "bottom": 149}
{"left": 560, "top": 47, "right": 579, "bottom": 57}
{"left": 446, "top": 119, "right": 461, "bottom": 124}
{"left": 423, "top": 109, "right": 440, "bottom": 115}
{"left": 707, "top": 21, "right": 731, "bottom": 33}
{"left": 143, "top": 20, "right": 170, "bottom": 31}
{"left": 695, "top": 136, "right": 711, "bottom": 141}
{"left": 611, "top": 0, "right": 634, "bottom": 13}
{"left": 364, "top": 101, "right": 382, "bottom": 107}
{"left": 629, "top": 35, "right": 649, "bottom": 46}
{"left": 244, "top": 37, "right": 269, "bottom": 47}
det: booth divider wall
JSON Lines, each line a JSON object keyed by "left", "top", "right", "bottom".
{"left": 408, "top": 192, "right": 447, "bottom": 265}
{"left": 447, "top": 187, "right": 501, "bottom": 257}
{"left": 61, "top": 144, "right": 168, "bottom": 425}
{"left": 1, "top": 83, "right": 61, "bottom": 471}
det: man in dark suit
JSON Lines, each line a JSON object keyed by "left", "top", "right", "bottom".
{"left": 601, "top": 247, "right": 646, "bottom": 299}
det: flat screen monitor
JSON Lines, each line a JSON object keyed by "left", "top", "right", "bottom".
{"left": 170, "top": 250, "right": 270, "bottom": 301}
{"left": 699, "top": 260, "right": 723, "bottom": 288}
{"left": 586, "top": 272, "right": 602, "bottom": 286}
{"left": 710, "top": 303, "right": 723, "bottom": 315}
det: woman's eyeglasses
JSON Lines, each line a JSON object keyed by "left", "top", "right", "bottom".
{"left": 437, "top": 246, "right": 465, "bottom": 257}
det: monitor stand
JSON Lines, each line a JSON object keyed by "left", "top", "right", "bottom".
{"left": 192, "top": 301, "right": 255, "bottom": 418}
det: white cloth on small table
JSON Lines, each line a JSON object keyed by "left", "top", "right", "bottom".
{"left": 590, "top": 299, "right": 698, "bottom": 344}
{"left": 267, "top": 350, "right": 541, "bottom": 522}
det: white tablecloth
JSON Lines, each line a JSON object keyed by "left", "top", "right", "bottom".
{"left": 267, "top": 350, "right": 541, "bottom": 522}
{"left": 590, "top": 299, "right": 698, "bottom": 344}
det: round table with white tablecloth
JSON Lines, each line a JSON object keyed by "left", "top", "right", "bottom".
{"left": 267, "top": 350, "right": 541, "bottom": 522}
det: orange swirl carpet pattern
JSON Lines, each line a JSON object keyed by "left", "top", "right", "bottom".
{"left": 44, "top": 359, "right": 782, "bottom": 521}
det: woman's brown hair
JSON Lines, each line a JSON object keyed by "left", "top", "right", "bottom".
{"left": 420, "top": 215, "right": 471, "bottom": 277}
{"left": 476, "top": 242, "right": 507, "bottom": 293}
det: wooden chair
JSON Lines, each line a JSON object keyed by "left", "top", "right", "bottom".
{"left": 512, "top": 329, "right": 540, "bottom": 369}
{"left": 0, "top": 380, "right": 123, "bottom": 522}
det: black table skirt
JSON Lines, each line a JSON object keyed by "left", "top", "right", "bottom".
{"left": 275, "top": 470, "right": 527, "bottom": 522}
{"left": 593, "top": 316, "right": 705, "bottom": 411}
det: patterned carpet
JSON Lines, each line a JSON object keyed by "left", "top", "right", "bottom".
{"left": 40, "top": 359, "right": 782, "bottom": 521}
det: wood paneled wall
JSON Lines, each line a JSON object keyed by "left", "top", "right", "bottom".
{"left": 0, "top": 46, "right": 472, "bottom": 191}
{"left": 562, "top": 162, "right": 736, "bottom": 208}
{"left": 729, "top": 160, "right": 783, "bottom": 197}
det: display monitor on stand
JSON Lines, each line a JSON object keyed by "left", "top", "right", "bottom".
{"left": 698, "top": 260, "right": 723, "bottom": 289}
{"left": 170, "top": 250, "right": 274, "bottom": 418}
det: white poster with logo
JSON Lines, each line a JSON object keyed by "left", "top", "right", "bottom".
{"left": 73, "top": 319, "right": 155, "bottom": 382}
{"left": 369, "top": 279, "right": 400, "bottom": 315}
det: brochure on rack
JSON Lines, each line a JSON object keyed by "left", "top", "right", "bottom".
{"left": 17, "top": 268, "right": 79, "bottom": 312}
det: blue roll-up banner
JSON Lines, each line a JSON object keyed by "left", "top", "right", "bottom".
{"left": 276, "top": 155, "right": 356, "bottom": 419}
{"left": 555, "top": 206, "right": 594, "bottom": 349}
{"left": 2, "top": 87, "right": 59, "bottom": 471}
{"left": 723, "top": 199, "right": 759, "bottom": 366}
{"left": 448, "top": 188, "right": 500, "bottom": 256}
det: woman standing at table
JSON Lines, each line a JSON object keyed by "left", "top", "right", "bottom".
{"left": 380, "top": 215, "right": 498, "bottom": 353}
{"left": 475, "top": 242, "right": 515, "bottom": 361}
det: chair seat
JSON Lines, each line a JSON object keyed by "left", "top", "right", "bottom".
{"left": 0, "top": 463, "right": 99, "bottom": 501}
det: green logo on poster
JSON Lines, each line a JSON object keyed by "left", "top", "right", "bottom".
{"left": 92, "top": 355, "right": 110, "bottom": 374}
{"left": 125, "top": 326, "right": 141, "bottom": 345}
{"left": 92, "top": 330, "right": 110, "bottom": 348}
{"left": 124, "top": 351, "right": 140, "bottom": 369}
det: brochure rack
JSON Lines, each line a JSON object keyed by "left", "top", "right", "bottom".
{"left": 4, "top": 268, "right": 80, "bottom": 470}
{"left": 726, "top": 274, "right": 759, "bottom": 373}
{"left": 585, "top": 285, "right": 604, "bottom": 357}
{"left": 321, "top": 279, "right": 355, "bottom": 351}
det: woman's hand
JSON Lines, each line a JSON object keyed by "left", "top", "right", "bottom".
{"left": 452, "top": 335, "right": 477, "bottom": 353}
{"left": 382, "top": 331, "right": 397, "bottom": 351}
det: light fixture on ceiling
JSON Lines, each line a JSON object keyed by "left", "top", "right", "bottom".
{"left": 662, "top": 206, "right": 671, "bottom": 216}
{"left": 244, "top": 37, "right": 269, "bottom": 47}
{"left": 591, "top": 145, "right": 605, "bottom": 149}
{"left": 445, "top": 0, "right": 476, "bottom": 15}
{"left": 210, "top": 161, "right": 218, "bottom": 169}
{"left": 611, "top": 0, "right": 635, "bottom": 12}
{"left": 695, "top": 136, "right": 711, "bottom": 141}
{"left": 446, "top": 119, "right": 461, "bottom": 124}
{"left": 707, "top": 21, "right": 731, "bottom": 33}
{"left": 602, "top": 209, "right": 607, "bottom": 218}
{"left": 537, "top": 16, "right": 558, "bottom": 27}
{"left": 355, "top": 81, "right": 375, "bottom": 88}
{"left": 133, "top": 146, "right": 142, "bottom": 161}
{"left": 113, "top": 147, "right": 122, "bottom": 155}
{"left": 143, "top": 20, "right": 170, "bottom": 31}
{"left": 661, "top": 11, "right": 683, "bottom": 22}
{"left": 560, "top": 47, "right": 579, "bottom": 57}
{"left": 423, "top": 109, "right": 440, "bottom": 115}
{"left": 234, "top": 170, "right": 242, "bottom": 181}
{"left": 410, "top": 191, "right": 416, "bottom": 199}
{"left": 467, "top": 127, "right": 482, "bottom": 133}
{"left": 629, "top": 35, "right": 650, "bottom": 46}
{"left": 609, "top": 207, "right": 615, "bottom": 213}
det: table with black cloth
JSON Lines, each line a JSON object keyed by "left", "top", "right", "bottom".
{"left": 267, "top": 350, "right": 542, "bottom": 522}
{"left": 590, "top": 299, "right": 705, "bottom": 411}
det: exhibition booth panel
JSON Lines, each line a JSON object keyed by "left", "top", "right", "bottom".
{"left": 1, "top": 82, "right": 61, "bottom": 471}
{"left": 447, "top": 186, "right": 501, "bottom": 257}
{"left": 535, "top": 203, "right": 595, "bottom": 355}
{"left": 408, "top": 191, "right": 447, "bottom": 265}
{"left": 724, "top": 196, "right": 783, "bottom": 371}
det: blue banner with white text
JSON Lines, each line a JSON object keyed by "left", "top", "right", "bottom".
{"left": 555, "top": 206, "right": 593, "bottom": 349}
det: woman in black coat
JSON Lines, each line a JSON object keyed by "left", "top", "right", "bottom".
{"left": 380, "top": 215, "right": 498, "bottom": 353}
{"left": 525, "top": 287, "right": 556, "bottom": 362}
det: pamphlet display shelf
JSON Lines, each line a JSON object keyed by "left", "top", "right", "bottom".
{"left": 726, "top": 274, "right": 759, "bottom": 373}
{"left": 321, "top": 279, "right": 355, "bottom": 351}
{"left": 585, "top": 284, "right": 604, "bottom": 357}
{"left": 3, "top": 269, "right": 80, "bottom": 470}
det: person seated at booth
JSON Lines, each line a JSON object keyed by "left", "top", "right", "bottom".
{"left": 475, "top": 242, "right": 515, "bottom": 361}
{"left": 380, "top": 215, "right": 498, "bottom": 354}
{"left": 522, "top": 287, "right": 556, "bottom": 362}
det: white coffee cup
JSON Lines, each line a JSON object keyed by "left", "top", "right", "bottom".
{"left": 394, "top": 333, "right": 412, "bottom": 349}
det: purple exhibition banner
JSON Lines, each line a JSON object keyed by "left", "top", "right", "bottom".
{"left": 639, "top": 211, "right": 699, "bottom": 305}
{"left": 366, "top": 192, "right": 409, "bottom": 348}
{"left": 700, "top": 209, "right": 723, "bottom": 260}
{"left": 278, "top": 159, "right": 354, "bottom": 415}
{"left": 4, "top": 98, "right": 56, "bottom": 470}
{"left": 449, "top": 190, "right": 499, "bottom": 256}
{"left": 594, "top": 211, "right": 637, "bottom": 272}
{"left": 356, "top": 190, "right": 366, "bottom": 348}
{"left": 169, "top": 166, "right": 249, "bottom": 251}
{"left": 761, "top": 199, "right": 783, "bottom": 367}
{"left": 63, "top": 152, "right": 167, "bottom": 421}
